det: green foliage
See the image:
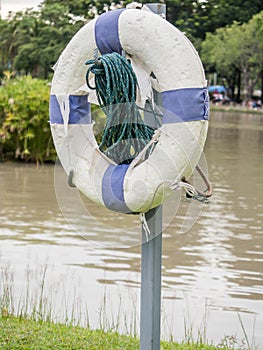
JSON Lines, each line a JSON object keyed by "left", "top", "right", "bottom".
{"left": 0, "top": 316, "right": 138, "bottom": 349}
{"left": 0, "top": 75, "right": 55, "bottom": 163}
{"left": 42, "top": 0, "right": 263, "bottom": 41}
{"left": 44, "top": 0, "right": 120, "bottom": 19}
{"left": 208, "top": 0, "right": 263, "bottom": 31}
{"left": 164, "top": 0, "right": 263, "bottom": 41}
{"left": 201, "top": 11, "right": 263, "bottom": 101}
{"left": 0, "top": 316, "right": 232, "bottom": 350}
{"left": 0, "top": 5, "right": 85, "bottom": 79}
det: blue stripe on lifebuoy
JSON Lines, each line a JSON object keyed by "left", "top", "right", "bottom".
{"left": 162, "top": 87, "right": 209, "bottom": 123}
{"left": 95, "top": 9, "right": 125, "bottom": 55}
{"left": 102, "top": 164, "right": 132, "bottom": 213}
{"left": 49, "top": 95, "right": 91, "bottom": 124}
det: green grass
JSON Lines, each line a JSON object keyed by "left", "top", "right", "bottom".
{"left": 0, "top": 315, "right": 225, "bottom": 350}
{"left": 0, "top": 315, "right": 138, "bottom": 349}
{"left": 0, "top": 265, "right": 251, "bottom": 350}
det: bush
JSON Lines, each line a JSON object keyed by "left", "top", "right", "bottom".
{"left": 0, "top": 75, "right": 56, "bottom": 163}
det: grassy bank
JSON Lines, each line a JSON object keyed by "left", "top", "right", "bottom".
{"left": 0, "top": 315, "right": 232, "bottom": 350}
{"left": 210, "top": 104, "right": 263, "bottom": 115}
{"left": 0, "top": 315, "right": 138, "bottom": 350}
{"left": 0, "top": 265, "right": 251, "bottom": 350}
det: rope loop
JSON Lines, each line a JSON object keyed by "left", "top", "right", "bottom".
{"left": 85, "top": 52, "right": 156, "bottom": 164}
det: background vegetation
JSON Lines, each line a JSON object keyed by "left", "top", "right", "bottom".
{"left": 0, "top": 75, "right": 54, "bottom": 163}
{"left": 0, "top": 0, "right": 262, "bottom": 162}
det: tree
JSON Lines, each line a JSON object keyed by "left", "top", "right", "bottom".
{"left": 0, "top": 16, "right": 22, "bottom": 72}
{"left": 42, "top": 0, "right": 263, "bottom": 49}
{"left": 0, "top": 4, "right": 85, "bottom": 79}
{"left": 209, "top": 0, "right": 263, "bottom": 30}
{"left": 201, "top": 11, "right": 263, "bottom": 102}
{"left": 245, "top": 11, "right": 263, "bottom": 103}
{"left": 165, "top": 0, "right": 263, "bottom": 44}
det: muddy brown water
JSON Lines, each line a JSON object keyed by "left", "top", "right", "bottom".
{"left": 1, "top": 110, "right": 263, "bottom": 346}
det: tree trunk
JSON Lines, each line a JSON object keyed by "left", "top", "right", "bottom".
{"left": 236, "top": 69, "right": 241, "bottom": 103}
{"left": 243, "top": 69, "right": 253, "bottom": 103}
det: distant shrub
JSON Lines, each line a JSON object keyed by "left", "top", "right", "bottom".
{"left": 0, "top": 75, "right": 56, "bottom": 164}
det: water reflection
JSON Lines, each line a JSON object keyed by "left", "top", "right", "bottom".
{"left": 0, "top": 111, "right": 263, "bottom": 346}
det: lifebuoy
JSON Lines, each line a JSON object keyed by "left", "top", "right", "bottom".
{"left": 49, "top": 8, "right": 209, "bottom": 214}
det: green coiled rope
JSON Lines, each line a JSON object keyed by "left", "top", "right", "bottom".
{"left": 85, "top": 52, "right": 155, "bottom": 164}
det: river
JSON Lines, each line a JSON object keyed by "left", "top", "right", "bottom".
{"left": 0, "top": 110, "right": 263, "bottom": 347}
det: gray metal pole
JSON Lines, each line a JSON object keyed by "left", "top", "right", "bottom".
{"left": 140, "top": 206, "right": 163, "bottom": 350}
{"left": 140, "top": 4, "right": 166, "bottom": 350}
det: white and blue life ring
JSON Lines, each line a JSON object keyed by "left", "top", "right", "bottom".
{"left": 49, "top": 8, "right": 209, "bottom": 214}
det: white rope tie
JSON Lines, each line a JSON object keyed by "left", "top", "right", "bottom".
{"left": 139, "top": 213, "right": 151, "bottom": 242}
{"left": 169, "top": 180, "right": 198, "bottom": 197}
{"left": 130, "top": 129, "right": 161, "bottom": 169}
